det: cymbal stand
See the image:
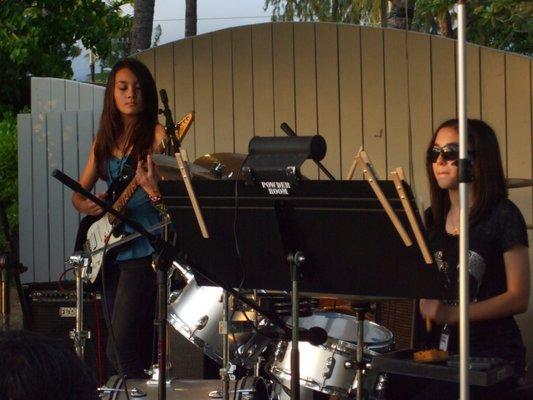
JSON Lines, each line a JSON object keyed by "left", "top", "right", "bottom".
{"left": 209, "top": 291, "right": 233, "bottom": 399}
{"left": 67, "top": 253, "right": 91, "bottom": 360}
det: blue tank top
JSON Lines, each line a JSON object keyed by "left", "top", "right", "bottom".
{"left": 107, "top": 156, "right": 162, "bottom": 261}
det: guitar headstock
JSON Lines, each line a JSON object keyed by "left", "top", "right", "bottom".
{"left": 176, "top": 112, "right": 195, "bottom": 141}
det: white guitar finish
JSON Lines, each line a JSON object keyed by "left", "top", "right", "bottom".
{"left": 85, "top": 216, "right": 124, "bottom": 283}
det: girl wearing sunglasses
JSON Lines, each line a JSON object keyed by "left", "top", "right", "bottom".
{"left": 388, "top": 119, "right": 530, "bottom": 399}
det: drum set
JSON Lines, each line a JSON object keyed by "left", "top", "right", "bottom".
{"left": 167, "top": 261, "right": 394, "bottom": 400}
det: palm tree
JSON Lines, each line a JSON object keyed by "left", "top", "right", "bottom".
{"left": 130, "top": 0, "right": 156, "bottom": 54}
{"left": 265, "top": 0, "right": 387, "bottom": 26}
{"left": 185, "top": 0, "right": 197, "bottom": 37}
{"left": 387, "top": 0, "right": 414, "bottom": 29}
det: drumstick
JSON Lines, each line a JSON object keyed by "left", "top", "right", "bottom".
{"left": 175, "top": 149, "right": 209, "bottom": 238}
{"left": 345, "top": 146, "right": 363, "bottom": 180}
{"left": 390, "top": 168, "right": 433, "bottom": 332}
{"left": 425, "top": 317, "right": 432, "bottom": 333}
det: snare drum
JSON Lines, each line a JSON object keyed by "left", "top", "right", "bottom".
{"left": 167, "top": 278, "right": 257, "bottom": 366}
{"left": 270, "top": 312, "right": 394, "bottom": 397}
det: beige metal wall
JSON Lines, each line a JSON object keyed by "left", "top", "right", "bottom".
{"left": 135, "top": 22, "right": 531, "bottom": 224}
{"left": 135, "top": 21, "right": 533, "bottom": 361}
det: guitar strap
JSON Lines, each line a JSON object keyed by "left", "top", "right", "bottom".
{"left": 119, "top": 154, "right": 136, "bottom": 179}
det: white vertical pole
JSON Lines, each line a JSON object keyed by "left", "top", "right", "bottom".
{"left": 457, "top": 1, "right": 470, "bottom": 399}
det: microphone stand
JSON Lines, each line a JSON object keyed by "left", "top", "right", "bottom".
{"left": 52, "top": 169, "right": 326, "bottom": 399}
{"left": 159, "top": 89, "right": 181, "bottom": 155}
{"left": 456, "top": 2, "right": 471, "bottom": 399}
{"left": 154, "top": 89, "right": 181, "bottom": 400}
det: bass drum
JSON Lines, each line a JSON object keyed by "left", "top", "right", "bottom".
{"left": 270, "top": 312, "right": 393, "bottom": 398}
{"left": 167, "top": 277, "right": 258, "bottom": 366}
{"left": 235, "top": 376, "right": 271, "bottom": 400}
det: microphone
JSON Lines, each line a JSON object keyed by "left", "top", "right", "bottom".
{"left": 159, "top": 89, "right": 179, "bottom": 152}
{"left": 160, "top": 89, "right": 170, "bottom": 109}
{"left": 259, "top": 326, "right": 328, "bottom": 346}
{"left": 299, "top": 326, "right": 328, "bottom": 346}
{"left": 52, "top": 169, "right": 84, "bottom": 194}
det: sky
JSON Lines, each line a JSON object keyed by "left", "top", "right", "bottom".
{"left": 72, "top": 0, "right": 274, "bottom": 80}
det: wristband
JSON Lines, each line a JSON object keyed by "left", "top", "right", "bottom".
{"left": 149, "top": 194, "right": 162, "bottom": 204}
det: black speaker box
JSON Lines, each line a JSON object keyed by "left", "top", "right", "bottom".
{"left": 23, "top": 281, "right": 115, "bottom": 385}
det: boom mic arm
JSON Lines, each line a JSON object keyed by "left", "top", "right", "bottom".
{"left": 280, "top": 123, "right": 336, "bottom": 180}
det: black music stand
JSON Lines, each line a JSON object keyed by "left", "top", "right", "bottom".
{"left": 160, "top": 179, "right": 447, "bottom": 399}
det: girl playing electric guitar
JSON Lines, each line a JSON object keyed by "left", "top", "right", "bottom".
{"left": 73, "top": 58, "right": 165, "bottom": 379}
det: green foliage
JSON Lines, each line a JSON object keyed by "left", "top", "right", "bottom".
{"left": 413, "top": 0, "right": 532, "bottom": 55}
{"left": 0, "top": 111, "right": 18, "bottom": 248}
{"left": 265, "top": 0, "right": 384, "bottom": 26}
{"left": 265, "top": 0, "right": 532, "bottom": 55}
{"left": 0, "top": 0, "right": 132, "bottom": 112}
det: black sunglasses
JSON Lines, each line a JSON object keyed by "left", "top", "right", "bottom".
{"left": 428, "top": 143, "right": 460, "bottom": 163}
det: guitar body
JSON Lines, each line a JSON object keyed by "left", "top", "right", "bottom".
{"left": 85, "top": 216, "right": 125, "bottom": 283}
{"left": 73, "top": 165, "right": 134, "bottom": 283}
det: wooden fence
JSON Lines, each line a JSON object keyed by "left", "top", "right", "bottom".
{"left": 17, "top": 78, "right": 105, "bottom": 283}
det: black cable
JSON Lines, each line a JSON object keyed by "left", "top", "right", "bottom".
{"left": 230, "top": 156, "right": 250, "bottom": 324}
{"left": 100, "top": 224, "right": 131, "bottom": 400}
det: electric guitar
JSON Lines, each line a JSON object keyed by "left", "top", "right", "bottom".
{"left": 76, "top": 112, "right": 194, "bottom": 283}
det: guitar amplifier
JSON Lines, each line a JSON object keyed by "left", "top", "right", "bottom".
{"left": 23, "top": 281, "right": 115, "bottom": 385}
{"left": 375, "top": 299, "right": 416, "bottom": 350}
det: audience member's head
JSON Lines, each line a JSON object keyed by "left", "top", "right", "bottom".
{"left": 0, "top": 329, "right": 98, "bottom": 400}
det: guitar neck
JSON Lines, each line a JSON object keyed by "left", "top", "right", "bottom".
{"left": 107, "top": 178, "right": 138, "bottom": 224}
{"left": 106, "top": 112, "right": 194, "bottom": 225}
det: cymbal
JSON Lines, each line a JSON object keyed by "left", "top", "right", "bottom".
{"left": 193, "top": 152, "right": 247, "bottom": 179}
{"left": 152, "top": 154, "right": 215, "bottom": 180}
{"left": 506, "top": 178, "right": 533, "bottom": 189}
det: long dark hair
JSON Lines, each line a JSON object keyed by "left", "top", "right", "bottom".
{"left": 93, "top": 58, "right": 158, "bottom": 179}
{"left": 426, "top": 118, "right": 507, "bottom": 230}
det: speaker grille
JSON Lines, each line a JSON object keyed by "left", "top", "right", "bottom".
{"left": 376, "top": 299, "right": 416, "bottom": 350}
{"left": 24, "top": 281, "right": 114, "bottom": 385}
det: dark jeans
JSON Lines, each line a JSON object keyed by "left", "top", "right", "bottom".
{"left": 102, "top": 255, "right": 156, "bottom": 379}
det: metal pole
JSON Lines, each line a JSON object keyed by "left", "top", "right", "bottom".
{"left": 68, "top": 254, "right": 91, "bottom": 361}
{"left": 222, "top": 291, "right": 230, "bottom": 400}
{"left": 290, "top": 251, "right": 305, "bottom": 400}
{"left": 457, "top": 1, "right": 470, "bottom": 399}
{"left": 356, "top": 310, "right": 365, "bottom": 400}
{"left": 75, "top": 265, "right": 85, "bottom": 360}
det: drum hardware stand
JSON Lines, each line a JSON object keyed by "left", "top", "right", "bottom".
{"left": 66, "top": 253, "right": 91, "bottom": 360}
{"left": 209, "top": 290, "right": 234, "bottom": 399}
{"left": 343, "top": 304, "right": 370, "bottom": 400}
